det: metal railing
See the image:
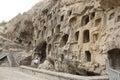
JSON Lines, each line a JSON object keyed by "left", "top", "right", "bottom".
{"left": 106, "top": 60, "right": 120, "bottom": 80}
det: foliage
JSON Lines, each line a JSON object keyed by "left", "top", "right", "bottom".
{"left": 0, "top": 20, "right": 7, "bottom": 26}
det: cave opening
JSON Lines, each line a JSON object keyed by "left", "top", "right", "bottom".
{"left": 108, "top": 48, "right": 120, "bottom": 70}
{"left": 43, "top": 26, "right": 47, "bottom": 31}
{"left": 60, "top": 34, "right": 69, "bottom": 47}
{"left": 16, "top": 37, "right": 22, "bottom": 44}
{"left": 75, "top": 31, "right": 79, "bottom": 41}
{"left": 69, "top": 16, "right": 77, "bottom": 27}
{"left": 117, "top": 15, "right": 120, "bottom": 22}
{"left": 109, "top": 12, "right": 115, "bottom": 20}
{"left": 34, "top": 41, "right": 47, "bottom": 63}
{"left": 68, "top": 10, "right": 72, "bottom": 16}
{"left": 20, "top": 31, "right": 29, "bottom": 39}
{"left": 55, "top": 24, "right": 60, "bottom": 33}
{"left": 61, "top": 15, "right": 64, "bottom": 21}
{"left": 52, "top": 29, "right": 54, "bottom": 36}
{"left": 83, "top": 30, "right": 90, "bottom": 43}
{"left": 48, "top": 44, "right": 51, "bottom": 55}
{"left": 47, "top": 13, "right": 52, "bottom": 20}
{"left": 81, "top": 15, "right": 89, "bottom": 26}
{"left": 90, "top": 12, "right": 95, "bottom": 20}
{"left": 37, "top": 30, "right": 41, "bottom": 38}
{"left": 93, "top": 33, "right": 98, "bottom": 43}
{"left": 95, "top": 18, "right": 101, "bottom": 27}
{"left": 85, "top": 51, "right": 91, "bottom": 62}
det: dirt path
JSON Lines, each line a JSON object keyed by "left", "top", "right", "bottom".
{"left": 0, "top": 67, "right": 47, "bottom": 80}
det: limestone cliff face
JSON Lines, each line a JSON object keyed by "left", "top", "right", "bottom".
{"left": 5, "top": 0, "right": 120, "bottom": 76}
{"left": 5, "top": 14, "right": 34, "bottom": 48}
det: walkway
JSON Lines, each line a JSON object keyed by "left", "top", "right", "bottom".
{"left": 0, "top": 67, "right": 47, "bottom": 80}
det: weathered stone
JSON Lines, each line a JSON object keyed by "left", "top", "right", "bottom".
{"left": 1, "top": 0, "right": 120, "bottom": 76}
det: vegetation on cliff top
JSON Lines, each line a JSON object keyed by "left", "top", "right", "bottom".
{"left": 0, "top": 20, "right": 7, "bottom": 26}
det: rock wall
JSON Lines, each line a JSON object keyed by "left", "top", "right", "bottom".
{"left": 0, "top": 34, "right": 32, "bottom": 67}
{"left": 5, "top": 0, "right": 120, "bottom": 76}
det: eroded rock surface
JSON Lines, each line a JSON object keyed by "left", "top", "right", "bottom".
{"left": 2, "top": 0, "right": 120, "bottom": 76}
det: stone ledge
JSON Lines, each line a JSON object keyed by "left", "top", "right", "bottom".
{"left": 20, "top": 66, "right": 109, "bottom": 80}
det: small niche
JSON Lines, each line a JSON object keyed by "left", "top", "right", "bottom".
{"left": 81, "top": 15, "right": 89, "bottom": 26}
{"left": 117, "top": 15, "right": 120, "bottom": 22}
{"left": 48, "top": 13, "right": 52, "bottom": 20}
{"left": 48, "top": 44, "right": 51, "bottom": 54}
{"left": 42, "top": 31, "right": 44, "bottom": 37}
{"left": 85, "top": 51, "right": 91, "bottom": 62}
{"left": 61, "top": 54, "right": 64, "bottom": 61}
{"left": 93, "top": 33, "right": 98, "bottom": 43}
{"left": 42, "top": 9, "right": 48, "bottom": 15}
{"left": 37, "top": 30, "right": 41, "bottom": 38}
{"left": 53, "top": 35, "right": 60, "bottom": 42}
{"left": 60, "top": 34, "right": 69, "bottom": 47}
{"left": 17, "top": 37, "right": 22, "bottom": 43}
{"left": 61, "top": 15, "right": 64, "bottom": 21}
{"left": 55, "top": 24, "right": 61, "bottom": 33}
{"left": 54, "top": 16, "right": 57, "bottom": 20}
{"left": 95, "top": 18, "right": 101, "bottom": 27}
{"left": 41, "top": 19, "right": 45, "bottom": 25}
{"left": 43, "top": 26, "right": 46, "bottom": 31}
{"left": 28, "top": 41, "right": 31, "bottom": 46}
{"left": 83, "top": 30, "right": 90, "bottom": 43}
{"left": 52, "top": 29, "right": 54, "bottom": 36}
{"left": 69, "top": 16, "right": 77, "bottom": 26}
{"left": 109, "top": 12, "right": 115, "bottom": 20}
{"left": 67, "top": 10, "right": 72, "bottom": 16}
{"left": 90, "top": 12, "right": 95, "bottom": 20}
{"left": 75, "top": 31, "right": 79, "bottom": 41}
{"left": 35, "top": 40, "right": 36, "bottom": 45}
{"left": 47, "top": 36, "right": 51, "bottom": 42}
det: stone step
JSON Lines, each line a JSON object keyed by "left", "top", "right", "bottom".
{"left": 20, "top": 66, "right": 109, "bottom": 80}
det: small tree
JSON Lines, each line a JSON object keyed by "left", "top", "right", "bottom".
{"left": 0, "top": 20, "right": 7, "bottom": 26}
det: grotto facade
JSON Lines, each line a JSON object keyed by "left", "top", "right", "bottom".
{"left": 1, "top": 0, "right": 120, "bottom": 76}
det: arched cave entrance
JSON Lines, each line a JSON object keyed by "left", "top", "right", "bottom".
{"left": 75, "top": 31, "right": 79, "bottom": 41}
{"left": 60, "top": 34, "right": 69, "bottom": 47}
{"left": 81, "top": 15, "right": 89, "bottom": 26}
{"left": 61, "top": 15, "right": 64, "bottom": 21}
{"left": 34, "top": 41, "right": 47, "bottom": 63}
{"left": 83, "top": 30, "right": 90, "bottom": 43}
{"left": 48, "top": 44, "right": 51, "bottom": 55}
{"left": 85, "top": 51, "right": 91, "bottom": 62}
{"left": 69, "top": 16, "right": 77, "bottom": 27}
{"left": 55, "top": 24, "right": 61, "bottom": 33}
{"left": 108, "top": 48, "right": 120, "bottom": 70}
